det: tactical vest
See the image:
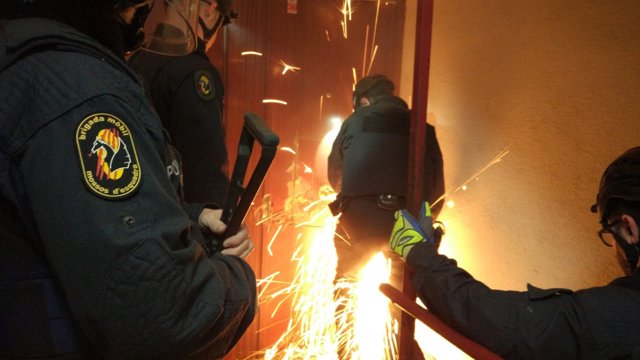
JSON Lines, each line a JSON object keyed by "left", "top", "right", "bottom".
{"left": 341, "top": 97, "right": 411, "bottom": 198}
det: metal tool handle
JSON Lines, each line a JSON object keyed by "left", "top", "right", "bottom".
{"left": 220, "top": 112, "right": 279, "bottom": 241}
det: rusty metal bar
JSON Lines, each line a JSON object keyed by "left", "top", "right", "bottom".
{"left": 398, "top": 0, "right": 434, "bottom": 358}
{"left": 380, "top": 283, "right": 503, "bottom": 360}
{"left": 407, "top": 1, "right": 433, "bottom": 216}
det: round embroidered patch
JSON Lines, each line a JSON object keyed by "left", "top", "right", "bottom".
{"left": 194, "top": 70, "right": 215, "bottom": 100}
{"left": 75, "top": 113, "right": 142, "bottom": 199}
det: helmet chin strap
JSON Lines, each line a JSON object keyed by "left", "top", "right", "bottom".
{"left": 199, "top": 13, "right": 223, "bottom": 43}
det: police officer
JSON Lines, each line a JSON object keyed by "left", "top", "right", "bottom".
{"left": 128, "top": 0, "right": 236, "bottom": 205}
{"left": 390, "top": 147, "right": 640, "bottom": 359}
{"left": 328, "top": 74, "right": 445, "bottom": 280}
{"left": 0, "top": 0, "right": 255, "bottom": 358}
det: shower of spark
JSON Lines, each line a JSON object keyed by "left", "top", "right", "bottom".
{"left": 356, "top": 0, "right": 382, "bottom": 77}
{"left": 252, "top": 154, "right": 396, "bottom": 360}
{"left": 250, "top": 139, "right": 513, "bottom": 360}
{"left": 251, "top": 141, "right": 512, "bottom": 360}
{"left": 350, "top": 253, "right": 397, "bottom": 359}
{"left": 262, "top": 216, "right": 339, "bottom": 360}
{"left": 340, "top": 0, "right": 354, "bottom": 39}
{"left": 259, "top": 215, "right": 396, "bottom": 360}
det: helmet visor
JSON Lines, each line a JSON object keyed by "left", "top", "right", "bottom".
{"left": 140, "top": 0, "right": 200, "bottom": 56}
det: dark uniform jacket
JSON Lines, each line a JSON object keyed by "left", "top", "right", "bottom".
{"left": 327, "top": 95, "right": 445, "bottom": 278}
{"left": 408, "top": 241, "right": 640, "bottom": 359}
{"left": 0, "top": 18, "right": 255, "bottom": 359}
{"left": 128, "top": 32, "right": 229, "bottom": 205}
{"left": 327, "top": 95, "right": 445, "bottom": 218}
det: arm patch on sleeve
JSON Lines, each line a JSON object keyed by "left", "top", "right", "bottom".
{"left": 75, "top": 113, "right": 142, "bottom": 200}
{"left": 194, "top": 70, "right": 216, "bottom": 101}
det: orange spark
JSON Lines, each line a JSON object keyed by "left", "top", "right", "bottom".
{"left": 241, "top": 51, "right": 263, "bottom": 56}
{"left": 301, "top": 162, "right": 313, "bottom": 173}
{"left": 352, "top": 67, "right": 358, "bottom": 88}
{"left": 279, "top": 60, "right": 301, "bottom": 75}
{"left": 339, "top": 0, "right": 354, "bottom": 39}
{"left": 262, "top": 99, "right": 288, "bottom": 105}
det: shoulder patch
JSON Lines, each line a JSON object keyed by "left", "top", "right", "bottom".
{"left": 194, "top": 70, "right": 216, "bottom": 101}
{"left": 76, "top": 113, "right": 142, "bottom": 199}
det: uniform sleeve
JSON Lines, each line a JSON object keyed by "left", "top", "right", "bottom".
{"left": 327, "top": 119, "right": 352, "bottom": 192}
{"left": 19, "top": 94, "right": 255, "bottom": 359}
{"left": 406, "top": 242, "right": 592, "bottom": 359}
{"left": 166, "top": 66, "right": 230, "bottom": 205}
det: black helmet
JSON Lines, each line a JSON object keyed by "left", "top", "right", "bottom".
{"left": 3, "top": 0, "right": 154, "bottom": 56}
{"left": 353, "top": 74, "right": 394, "bottom": 109}
{"left": 591, "top": 146, "right": 640, "bottom": 222}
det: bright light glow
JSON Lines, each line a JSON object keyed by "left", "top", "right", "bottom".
{"left": 254, "top": 146, "right": 511, "bottom": 359}
{"left": 259, "top": 211, "right": 396, "bottom": 360}
{"left": 262, "top": 99, "right": 288, "bottom": 105}
{"left": 262, "top": 216, "right": 339, "bottom": 360}
{"left": 330, "top": 116, "right": 343, "bottom": 130}
{"left": 352, "top": 253, "right": 396, "bottom": 359}
{"left": 313, "top": 123, "right": 341, "bottom": 182}
{"left": 241, "top": 51, "right": 263, "bottom": 56}
{"left": 415, "top": 303, "right": 472, "bottom": 360}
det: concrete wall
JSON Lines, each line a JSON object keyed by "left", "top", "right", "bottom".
{"left": 408, "top": 1, "right": 640, "bottom": 290}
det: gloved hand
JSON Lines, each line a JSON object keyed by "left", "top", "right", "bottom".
{"left": 390, "top": 202, "right": 434, "bottom": 258}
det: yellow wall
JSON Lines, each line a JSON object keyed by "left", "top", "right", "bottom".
{"left": 405, "top": 1, "right": 640, "bottom": 290}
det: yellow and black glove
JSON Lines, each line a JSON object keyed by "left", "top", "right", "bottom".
{"left": 390, "top": 202, "right": 434, "bottom": 258}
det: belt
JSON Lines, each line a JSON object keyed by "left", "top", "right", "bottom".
{"left": 328, "top": 194, "right": 406, "bottom": 215}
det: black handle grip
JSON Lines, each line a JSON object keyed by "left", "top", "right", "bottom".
{"left": 245, "top": 112, "right": 280, "bottom": 147}
{"left": 208, "top": 113, "right": 279, "bottom": 253}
